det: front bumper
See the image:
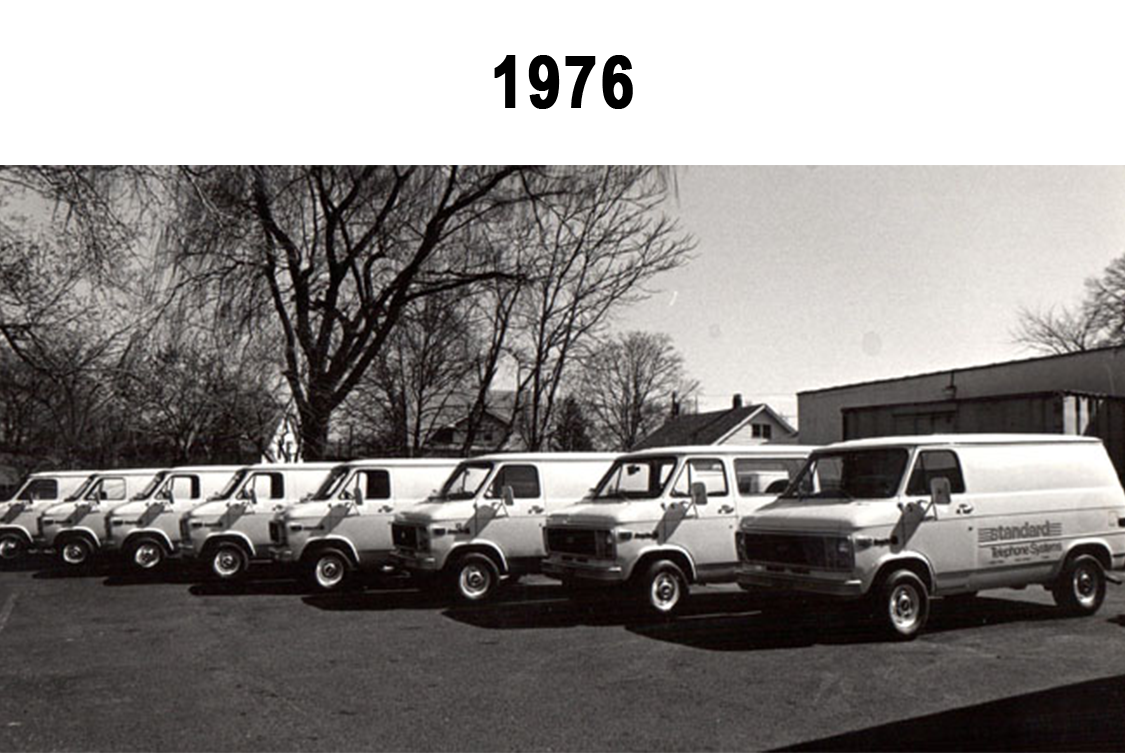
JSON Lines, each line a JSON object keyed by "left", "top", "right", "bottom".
{"left": 392, "top": 548, "right": 440, "bottom": 572}
{"left": 737, "top": 564, "right": 865, "bottom": 597}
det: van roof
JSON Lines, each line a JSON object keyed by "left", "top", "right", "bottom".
{"left": 620, "top": 444, "right": 820, "bottom": 458}
{"left": 164, "top": 465, "right": 246, "bottom": 473}
{"left": 342, "top": 458, "right": 461, "bottom": 468}
{"left": 823, "top": 434, "right": 1100, "bottom": 451}
{"left": 29, "top": 469, "right": 99, "bottom": 479}
{"left": 460, "top": 452, "right": 618, "bottom": 464}
{"left": 237, "top": 462, "right": 339, "bottom": 471}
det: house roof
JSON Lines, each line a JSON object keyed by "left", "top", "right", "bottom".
{"left": 634, "top": 403, "right": 796, "bottom": 449}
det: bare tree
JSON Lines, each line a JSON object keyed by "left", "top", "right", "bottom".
{"left": 493, "top": 166, "right": 695, "bottom": 450}
{"left": 166, "top": 165, "right": 536, "bottom": 459}
{"left": 1015, "top": 254, "right": 1125, "bottom": 354}
{"left": 580, "top": 331, "right": 699, "bottom": 451}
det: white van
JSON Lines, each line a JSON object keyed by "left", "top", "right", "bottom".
{"left": 268, "top": 458, "right": 459, "bottom": 591}
{"left": 736, "top": 435, "right": 1125, "bottom": 639}
{"left": 542, "top": 445, "right": 816, "bottom": 616}
{"left": 392, "top": 453, "right": 616, "bottom": 602}
{"left": 37, "top": 468, "right": 166, "bottom": 566}
{"left": 0, "top": 470, "right": 94, "bottom": 564}
{"left": 179, "top": 462, "right": 336, "bottom": 579}
{"left": 101, "top": 466, "right": 243, "bottom": 571}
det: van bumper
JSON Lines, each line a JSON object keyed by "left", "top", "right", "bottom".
{"left": 542, "top": 559, "right": 625, "bottom": 583}
{"left": 737, "top": 566, "right": 865, "bottom": 597}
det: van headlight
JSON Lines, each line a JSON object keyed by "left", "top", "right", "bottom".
{"left": 825, "top": 536, "right": 855, "bottom": 570}
{"left": 599, "top": 530, "right": 616, "bottom": 560}
{"left": 418, "top": 528, "right": 431, "bottom": 553}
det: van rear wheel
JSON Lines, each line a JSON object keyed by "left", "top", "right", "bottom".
{"left": 1053, "top": 554, "right": 1106, "bottom": 616}
{"left": 877, "top": 570, "right": 929, "bottom": 640}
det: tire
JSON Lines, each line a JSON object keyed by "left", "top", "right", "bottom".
{"left": 1053, "top": 554, "right": 1106, "bottom": 616}
{"left": 210, "top": 543, "right": 250, "bottom": 581}
{"left": 127, "top": 538, "right": 166, "bottom": 571}
{"left": 876, "top": 569, "right": 930, "bottom": 640}
{"left": 309, "top": 549, "right": 350, "bottom": 592}
{"left": 59, "top": 537, "right": 94, "bottom": 567}
{"left": 0, "top": 532, "right": 27, "bottom": 564}
{"left": 638, "top": 559, "right": 688, "bottom": 618}
{"left": 452, "top": 553, "right": 500, "bottom": 603}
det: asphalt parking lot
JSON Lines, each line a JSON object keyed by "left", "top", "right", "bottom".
{"left": 2, "top": 560, "right": 1125, "bottom": 752}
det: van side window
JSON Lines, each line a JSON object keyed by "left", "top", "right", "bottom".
{"left": 168, "top": 475, "right": 199, "bottom": 500}
{"left": 672, "top": 458, "right": 729, "bottom": 498}
{"left": 906, "top": 451, "right": 966, "bottom": 497}
{"left": 22, "top": 479, "right": 57, "bottom": 500}
{"left": 249, "top": 472, "right": 284, "bottom": 500}
{"left": 89, "top": 478, "right": 126, "bottom": 501}
{"left": 734, "top": 458, "right": 804, "bottom": 495}
{"left": 487, "top": 465, "right": 541, "bottom": 498}
{"left": 360, "top": 470, "right": 391, "bottom": 500}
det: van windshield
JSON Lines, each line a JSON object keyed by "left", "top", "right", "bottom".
{"left": 64, "top": 475, "right": 98, "bottom": 502}
{"left": 312, "top": 465, "right": 352, "bottom": 500}
{"left": 594, "top": 457, "right": 678, "bottom": 500}
{"left": 211, "top": 469, "right": 250, "bottom": 501}
{"left": 436, "top": 463, "right": 493, "bottom": 501}
{"left": 782, "top": 449, "right": 909, "bottom": 500}
{"left": 132, "top": 472, "right": 169, "bottom": 501}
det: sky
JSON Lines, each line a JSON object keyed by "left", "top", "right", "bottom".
{"left": 613, "top": 167, "right": 1125, "bottom": 425}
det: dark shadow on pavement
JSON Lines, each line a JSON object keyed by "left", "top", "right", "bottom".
{"left": 628, "top": 595, "right": 1068, "bottom": 652}
{"left": 778, "top": 672, "right": 1125, "bottom": 751}
{"left": 102, "top": 567, "right": 203, "bottom": 586}
{"left": 2, "top": 553, "right": 58, "bottom": 573}
{"left": 190, "top": 578, "right": 310, "bottom": 597}
{"left": 442, "top": 588, "right": 767, "bottom": 631}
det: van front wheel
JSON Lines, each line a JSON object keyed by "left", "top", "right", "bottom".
{"left": 211, "top": 544, "right": 249, "bottom": 580}
{"left": 1053, "top": 554, "right": 1106, "bottom": 616}
{"left": 127, "top": 538, "right": 165, "bottom": 571}
{"left": 877, "top": 570, "right": 929, "bottom": 640}
{"left": 453, "top": 553, "right": 499, "bottom": 603}
{"left": 310, "top": 550, "right": 350, "bottom": 592}
{"left": 640, "top": 560, "right": 688, "bottom": 618}
{"left": 0, "top": 532, "right": 27, "bottom": 564}
{"left": 60, "top": 538, "right": 94, "bottom": 567}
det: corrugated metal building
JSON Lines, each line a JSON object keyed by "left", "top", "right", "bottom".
{"left": 798, "top": 346, "right": 1125, "bottom": 479}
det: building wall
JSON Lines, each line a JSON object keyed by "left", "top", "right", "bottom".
{"left": 799, "top": 347, "right": 1125, "bottom": 444}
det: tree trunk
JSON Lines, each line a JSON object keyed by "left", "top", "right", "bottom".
{"left": 297, "top": 403, "right": 332, "bottom": 461}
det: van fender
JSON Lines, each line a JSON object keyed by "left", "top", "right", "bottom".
{"left": 629, "top": 543, "right": 698, "bottom": 583}
{"left": 300, "top": 535, "right": 360, "bottom": 568}
{"left": 53, "top": 525, "right": 102, "bottom": 549}
{"left": 0, "top": 524, "right": 34, "bottom": 547}
{"left": 121, "top": 528, "right": 175, "bottom": 555}
{"left": 1053, "top": 537, "right": 1114, "bottom": 580}
{"left": 446, "top": 539, "right": 509, "bottom": 575}
{"left": 201, "top": 530, "right": 258, "bottom": 559}
{"left": 870, "top": 551, "right": 937, "bottom": 595}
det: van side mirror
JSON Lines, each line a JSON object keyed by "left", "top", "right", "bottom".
{"left": 690, "top": 482, "right": 707, "bottom": 507}
{"left": 930, "top": 477, "right": 952, "bottom": 506}
{"left": 98, "top": 489, "right": 109, "bottom": 502}
{"left": 501, "top": 485, "right": 515, "bottom": 506}
{"left": 354, "top": 485, "right": 365, "bottom": 506}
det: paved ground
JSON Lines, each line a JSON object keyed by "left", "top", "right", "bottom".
{"left": 1, "top": 558, "right": 1124, "bottom": 751}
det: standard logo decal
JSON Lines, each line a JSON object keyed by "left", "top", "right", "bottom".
{"left": 978, "top": 520, "right": 1063, "bottom": 564}
{"left": 977, "top": 520, "right": 1061, "bottom": 544}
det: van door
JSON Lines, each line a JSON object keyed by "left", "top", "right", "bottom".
{"left": 477, "top": 463, "right": 544, "bottom": 570}
{"left": 661, "top": 457, "right": 736, "bottom": 581}
{"left": 894, "top": 450, "right": 975, "bottom": 593}
{"left": 343, "top": 469, "right": 393, "bottom": 560}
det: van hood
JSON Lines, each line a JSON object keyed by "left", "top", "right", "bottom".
{"left": 740, "top": 498, "right": 899, "bottom": 534}
{"left": 548, "top": 500, "right": 661, "bottom": 527}
{"left": 397, "top": 499, "right": 475, "bottom": 525}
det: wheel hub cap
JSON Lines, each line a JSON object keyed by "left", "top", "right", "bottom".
{"left": 0, "top": 539, "right": 17, "bottom": 558}
{"left": 136, "top": 545, "right": 160, "bottom": 568}
{"left": 63, "top": 544, "right": 86, "bottom": 563}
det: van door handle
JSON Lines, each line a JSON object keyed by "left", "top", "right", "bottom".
{"left": 528, "top": 505, "right": 545, "bottom": 514}
{"left": 717, "top": 504, "right": 734, "bottom": 514}
{"left": 378, "top": 505, "right": 394, "bottom": 513}
{"left": 956, "top": 503, "right": 974, "bottom": 515}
